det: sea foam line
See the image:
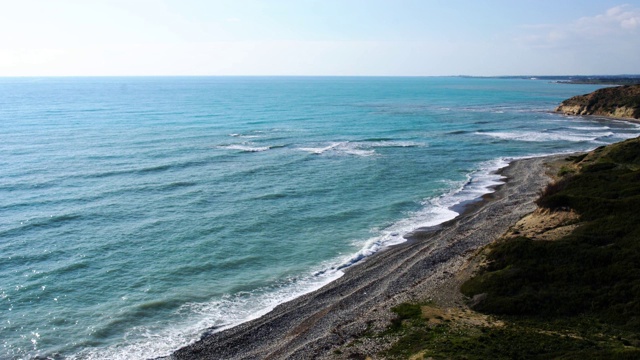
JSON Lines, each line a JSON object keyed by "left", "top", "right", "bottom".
{"left": 331, "top": 157, "right": 509, "bottom": 270}
{"left": 297, "top": 140, "right": 427, "bottom": 157}
{"left": 475, "top": 130, "right": 607, "bottom": 143}
{"left": 70, "top": 157, "right": 512, "bottom": 360}
{"left": 217, "top": 144, "right": 272, "bottom": 152}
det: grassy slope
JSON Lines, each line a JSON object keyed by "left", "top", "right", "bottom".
{"left": 378, "top": 137, "right": 640, "bottom": 359}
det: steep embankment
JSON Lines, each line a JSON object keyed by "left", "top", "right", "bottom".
{"left": 368, "top": 138, "right": 640, "bottom": 359}
{"left": 464, "top": 137, "right": 640, "bottom": 321}
{"left": 555, "top": 85, "right": 640, "bottom": 120}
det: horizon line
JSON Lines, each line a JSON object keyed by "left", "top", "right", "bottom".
{"left": 1, "top": 74, "right": 639, "bottom": 79}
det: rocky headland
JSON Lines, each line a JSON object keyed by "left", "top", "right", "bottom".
{"left": 555, "top": 84, "right": 640, "bottom": 120}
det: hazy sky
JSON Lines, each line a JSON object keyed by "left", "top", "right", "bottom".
{"left": 1, "top": 0, "right": 639, "bottom": 76}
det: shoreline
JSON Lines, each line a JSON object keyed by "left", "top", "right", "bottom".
{"left": 554, "top": 111, "right": 640, "bottom": 124}
{"left": 162, "top": 154, "right": 562, "bottom": 360}
{"left": 546, "top": 109, "right": 640, "bottom": 125}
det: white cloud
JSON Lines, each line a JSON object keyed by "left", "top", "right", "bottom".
{"left": 519, "top": 4, "right": 640, "bottom": 48}
{"left": 509, "top": 4, "right": 640, "bottom": 75}
{"left": 621, "top": 16, "right": 639, "bottom": 29}
{"left": 608, "top": 5, "right": 640, "bottom": 29}
{"left": 575, "top": 4, "right": 640, "bottom": 32}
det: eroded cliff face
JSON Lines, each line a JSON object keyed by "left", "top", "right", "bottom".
{"left": 555, "top": 84, "right": 640, "bottom": 120}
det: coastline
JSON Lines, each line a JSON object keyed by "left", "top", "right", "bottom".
{"left": 163, "top": 154, "right": 562, "bottom": 360}
{"left": 554, "top": 111, "right": 640, "bottom": 125}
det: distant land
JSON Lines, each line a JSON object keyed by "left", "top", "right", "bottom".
{"left": 555, "top": 85, "right": 640, "bottom": 120}
{"left": 460, "top": 75, "right": 640, "bottom": 85}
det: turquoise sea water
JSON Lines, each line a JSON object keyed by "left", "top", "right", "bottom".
{"left": 2, "top": 77, "right": 639, "bottom": 359}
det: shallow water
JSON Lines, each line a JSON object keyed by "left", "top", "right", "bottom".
{"left": 1, "top": 77, "right": 638, "bottom": 359}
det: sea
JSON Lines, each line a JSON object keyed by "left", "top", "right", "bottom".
{"left": 2, "top": 77, "right": 639, "bottom": 359}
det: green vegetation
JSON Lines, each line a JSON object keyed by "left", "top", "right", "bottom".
{"left": 380, "top": 137, "right": 640, "bottom": 359}
{"left": 462, "top": 138, "right": 640, "bottom": 326}
{"left": 382, "top": 304, "right": 640, "bottom": 359}
{"left": 389, "top": 303, "right": 424, "bottom": 331}
{"left": 557, "top": 85, "right": 640, "bottom": 119}
{"left": 459, "top": 137, "right": 640, "bottom": 357}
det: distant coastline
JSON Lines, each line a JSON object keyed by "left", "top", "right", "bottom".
{"left": 459, "top": 74, "right": 640, "bottom": 86}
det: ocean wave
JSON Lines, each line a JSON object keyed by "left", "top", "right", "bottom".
{"left": 298, "top": 142, "right": 375, "bottom": 156}
{"left": 298, "top": 140, "right": 426, "bottom": 157}
{"left": 70, "top": 267, "right": 343, "bottom": 360}
{"left": 83, "top": 159, "right": 210, "bottom": 179}
{"left": 360, "top": 137, "right": 395, "bottom": 142}
{"left": 596, "top": 132, "right": 615, "bottom": 139}
{"left": 475, "top": 131, "right": 603, "bottom": 142}
{"left": 446, "top": 130, "right": 469, "bottom": 135}
{"left": 317, "top": 157, "right": 508, "bottom": 273}
{"left": 460, "top": 105, "right": 517, "bottom": 113}
{"left": 612, "top": 132, "right": 640, "bottom": 139}
{"left": 217, "top": 144, "right": 272, "bottom": 153}
{"left": 569, "top": 125, "right": 611, "bottom": 130}
{"left": 229, "top": 133, "right": 263, "bottom": 139}
{"left": 298, "top": 142, "right": 345, "bottom": 155}
{"left": 0, "top": 213, "right": 83, "bottom": 238}
{"left": 228, "top": 128, "right": 297, "bottom": 140}
{"left": 158, "top": 181, "right": 198, "bottom": 191}
{"left": 250, "top": 192, "right": 289, "bottom": 201}
{"left": 364, "top": 140, "right": 426, "bottom": 148}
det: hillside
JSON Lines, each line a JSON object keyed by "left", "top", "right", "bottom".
{"left": 365, "top": 138, "right": 640, "bottom": 359}
{"left": 555, "top": 85, "right": 640, "bottom": 119}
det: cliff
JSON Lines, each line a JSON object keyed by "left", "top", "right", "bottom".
{"left": 555, "top": 84, "right": 640, "bottom": 119}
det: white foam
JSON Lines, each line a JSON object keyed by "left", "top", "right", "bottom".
{"left": 229, "top": 134, "right": 261, "bottom": 139}
{"left": 71, "top": 269, "right": 344, "bottom": 360}
{"left": 229, "top": 131, "right": 266, "bottom": 139}
{"left": 298, "top": 142, "right": 343, "bottom": 155}
{"left": 365, "top": 140, "right": 426, "bottom": 148}
{"left": 475, "top": 131, "right": 600, "bottom": 142}
{"left": 298, "top": 140, "right": 426, "bottom": 157}
{"left": 612, "top": 132, "right": 640, "bottom": 139}
{"left": 569, "top": 126, "right": 611, "bottom": 130}
{"left": 334, "top": 204, "right": 458, "bottom": 271}
{"left": 460, "top": 106, "right": 521, "bottom": 113}
{"left": 342, "top": 148, "right": 376, "bottom": 156}
{"left": 218, "top": 144, "right": 271, "bottom": 152}
{"left": 331, "top": 157, "right": 509, "bottom": 272}
{"left": 298, "top": 142, "right": 376, "bottom": 157}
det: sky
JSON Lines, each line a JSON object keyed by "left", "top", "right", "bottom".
{"left": 1, "top": 0, "right": 639, "bottom": 76}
